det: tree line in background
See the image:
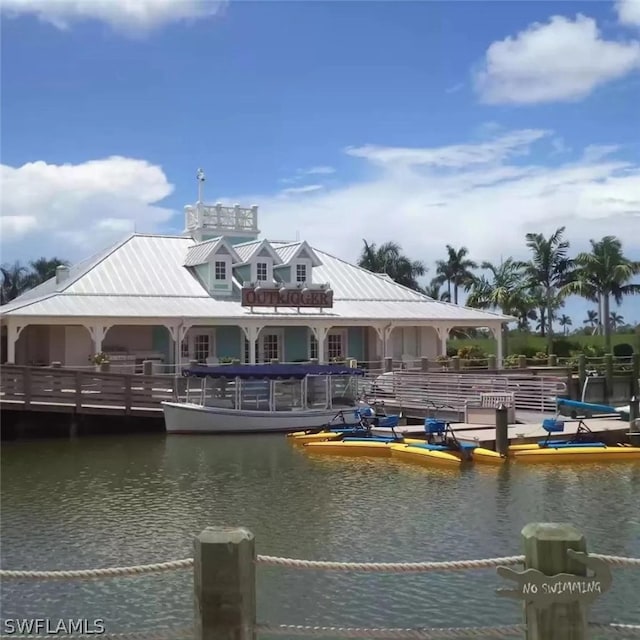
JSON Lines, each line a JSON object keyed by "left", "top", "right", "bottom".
{"left": 0, "top": 258, "right": 69, "bottom": 305}
{"left": 357, "top": 228, "right": 640, "bottom": 353}
{"left": 2, "top": 230, "right": 638, "bottom": 356}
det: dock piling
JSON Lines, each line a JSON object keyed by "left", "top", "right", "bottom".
{"left": 194, "top": 526, "right": 256, "bottom": 640}
{"left": 495, "top": 404, "right": 509, "bottom": 456}
{"left": 521, "top": 523, "right": 588, "bottom": 640}
{"left": 629, "top": 396, "right": 640, "bottom": 447}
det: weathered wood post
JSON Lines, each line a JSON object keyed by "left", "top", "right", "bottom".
{"left": 577, "top": 354, "right": 587, "bottom": 400}
{"left": 518, "top": 355, "right": 527, "bottom": 370}
{"left": 604, "top": 353, "right": 614, "bottom": 404}
{"left": 487, "top": 354, "right": 497, "bottom": 370}
{"left": 521, "top": 523, "right": 588, "bottom": 640}
{"left": 383, "top": 357, "right": 393, "bottom": 372}
{"left": 420, "top": 357, "right": 429, "bottom": 372}
{"left": 309, "top": 358, "right": 319, "bottom": 365}
{"left": 632, "top": 353, "right": 640, "bottom": 397}
{"left": 450, "top": 355, "right": 460, "bottom": 371}
{"left": 142, "top": 360, "right": 153, "bottom": 376}
{"left": 194, "top": 526, "right": 256, "bottom": 640}
{"left": 548, "top": 354, "right": 557, "bottom": 367}
{"left": 270, "top": 358, "right": 279, "bottom": 364}
{"left": 495, "top": 404, "right": 509, "bottom": 456}
{"left": 629, "top": 396, "right": 640, "bottom": 447}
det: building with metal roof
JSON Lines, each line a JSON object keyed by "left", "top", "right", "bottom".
{"left": 0, "top": 198, "right": 511, "bottom": 370}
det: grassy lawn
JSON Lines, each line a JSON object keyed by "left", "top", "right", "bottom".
{"left": 448, "top": 333, "right": 639, "bottom": 355}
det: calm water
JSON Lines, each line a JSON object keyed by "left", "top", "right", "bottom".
{"left": 1, "top": 433, "right": 639, "bottom": 636}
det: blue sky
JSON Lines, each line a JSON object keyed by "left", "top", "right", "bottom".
{"left": 1, "top": 0, "right": 639, "bottom": 327}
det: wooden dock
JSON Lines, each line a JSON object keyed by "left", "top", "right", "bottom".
{"left": 0, "top": 364, "right": 174, "bottom": 418}
{"left": 377, "top": 417, "right": 632, "bottom": 448}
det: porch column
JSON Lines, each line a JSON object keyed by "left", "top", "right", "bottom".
{"left": 240, "top": 325, "right": 262, "bottom": 365}
{"left": 310, "top": 325, "right": 330, "bottom": 364}
{"left": 87, "top": 324, "right": 111, "bottom": 355}
{"left": 5, "top": 319, "right": 25, "bottom": 364}
{"left": 373, "top": 324, "right": 394, "bottom": 359}
{"left": 491, "top": 323, "right": 504, "bottom": 369}
{"left": 435, "top": 325, "right": 452, "bottom": 357}
{"left": 166, "top": 322, "right": 192, "bottom": 368}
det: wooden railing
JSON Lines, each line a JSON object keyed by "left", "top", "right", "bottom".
{"left": 0, "top": 365, "right": 175, "bottom": 416}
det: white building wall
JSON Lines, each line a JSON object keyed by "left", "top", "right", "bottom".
{"left": 64, "top": 326, "right": 92, "bottom": 366}
{"left": 419, "top": 327, "right": 439, "bottom": 358}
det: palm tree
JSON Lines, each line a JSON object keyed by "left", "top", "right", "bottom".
{"left": 0, "top": 262, "right": 29, "bottom": 305}
{"left": 467, "top": 258, "right": 528, "bottom": 356}
{"left": 26, "top": 257, "right": 70, "bottom": 288}
{"left": 358, "top": 240, "right": 426, "bottom": 291}
{"left": 565, "top": 236, "right": 640, "bottom": 353}
{"left": 610, "top": 311, "right": 624, "bottom": 331}
{"left": 583, "top": 310, "right": 599, "bottom": 335}
{"left": 558, "top": 314, "right": 573, "bottom": 336}
{"left": 523, "top": 227, "right": 574, "bottom": 353}
{"left": 423, "top": 278, "right": 451, "bottom": 302}
{"left": 434, "top": 245, "right": 478, "bottom": 304}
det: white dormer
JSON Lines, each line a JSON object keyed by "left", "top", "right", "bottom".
{"left": 233, "top": 239, "right": 282, "bottom": 284}
{"left": 273, "top": 241, "right": 323, "bottom": 285}
{"left": 184, "top": 237, "right": 241, "bottom": 296}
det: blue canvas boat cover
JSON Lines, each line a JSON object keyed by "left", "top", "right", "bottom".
{"left": 182, "top": 363, "right": 366, "bottom": 379}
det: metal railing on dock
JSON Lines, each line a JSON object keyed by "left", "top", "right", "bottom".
{"left": 1, "top": 523, "right": 638, "bottom": 640}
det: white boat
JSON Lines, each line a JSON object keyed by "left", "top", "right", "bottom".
{"left": 162, "top": 363, "right": 365, "bottom": 434}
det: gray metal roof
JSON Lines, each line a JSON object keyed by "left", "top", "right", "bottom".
{"left": 0, "top": 233, "right": 511, "bottom": 324}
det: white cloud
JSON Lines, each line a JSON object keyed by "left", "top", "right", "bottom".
{"left": 0, "top": 0, "right": 227, "bottom": 33}
{"left": 0, "top": 156, "right": 176, "bottom": 259}
{"left": 474, "top": 14, "right": 640, "bottom": 104}
{"left": 3, "top": 131, "right": 639, "bottom": 289}
{"left": 280, "top": 185, "right": 324, "bottom": 196}
{"left": 220, "top": 129, "right": 640, "bottom": 273}
{"left": 303, "top": 166, "right": 336, "bottom": 176}
{"left": 345, "top": 129, "right": 549, "bottom": 168}
{"left": 617, "top": 0, "right": 640, "bottom": 27}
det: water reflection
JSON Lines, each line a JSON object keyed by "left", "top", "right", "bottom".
{"left": 1, "top": 434, "right": 639, "bottom": 632}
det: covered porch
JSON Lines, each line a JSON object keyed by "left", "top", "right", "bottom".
{"left": 1, "top": 317, "right": 505, "bottom": 371}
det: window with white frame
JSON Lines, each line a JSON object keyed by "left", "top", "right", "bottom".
{"left": 309, "top": 333, "right": 318, "bottom": 360}
{"left": 296, "top": 263, "right": 307, "bottom": 283}
{"left": 261, "top": 333, "right": 280, "bottom": 362}
{"left": 256, "top": 261, "right": 268, "bottom": 282}
{"left": 193, "top": 334, "right": 211, "bottom": 362}
{"left": 243, "top": 339, "right": 259, "bottom": 364}
{"left": 327, "top": 333, "right": 344, "bottom": 360}
{"left": 181, "top": 339, "right": 189, "bottom": 359}
{"left": 214, "top": 260, "right": 227, "bottom": 281}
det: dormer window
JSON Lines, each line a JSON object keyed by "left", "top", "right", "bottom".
{"left": 252, "top": 257, "right": 272, "bottom": 283}
{"left": 256, "top": 261, "right": 268, "bottom": 282}
{"left": 295, "top": 263, "right": 307, "bottom": 283}
{"left": 214, "top": 260, "right": 227, "bottom": 281}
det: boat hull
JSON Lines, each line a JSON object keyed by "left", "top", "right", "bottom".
{"left": 162, "top": 402, "right": 360, "bottom": 434}
{"left": 513, "top": 445, "right": 640, "bottom": 463}
{"left": 389, "top": 443, "right": 462, "bottom": 467}
{"left": 303, "top": 439, "right": 398, "bottom": 457}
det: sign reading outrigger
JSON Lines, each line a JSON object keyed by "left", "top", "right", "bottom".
{"left": 241, "top": 284, "right": 334, "bottom": 309}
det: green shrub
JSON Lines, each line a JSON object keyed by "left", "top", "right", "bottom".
{"left": 551, "top": 338, "right": 580, "bottom": 357}
{"left": 457, "top": 345, "right": 486, "bottom": 360}
{"left": 613, "top": 343, "right": 634, "bottom": 357}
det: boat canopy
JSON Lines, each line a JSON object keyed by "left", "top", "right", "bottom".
{"left": 181, "top": 363, "right": 366, "bottom": 379}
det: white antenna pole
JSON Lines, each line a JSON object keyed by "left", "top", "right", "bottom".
{"left": 196, "top": 168, "right": 206, "bottom": 203}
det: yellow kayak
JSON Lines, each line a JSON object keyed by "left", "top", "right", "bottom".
{"left": 303, "top": 439, "right": 397, "bottom": 457}
{"left": 290, "top": 431, "right": 342, "bottom": 444}
{"left": 472, "top": 447, "right": 506, "bottom": 465}
{"left": 513, "top": 444, "right": 640, "bottom": 464}
{"left": 389, "top": 443, "right": 462, "bottom": 467}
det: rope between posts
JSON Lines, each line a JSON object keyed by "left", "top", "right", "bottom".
{"left": 0, "top": 558, "right": 193, "bottom": 579}
{"left": 1, "top": 552, "right": 639, "bottom": 580}
{"left": 256, "top": 624, "right": 528, "bottom": 638}
{"left": 255, "top": 555, "right": 525, "bottom": 572}
{"left": 0, "top": 629, "right": 193, "bottom": 640}
{"left": 588, "top": 623, "right": 640, "bottom": 637}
